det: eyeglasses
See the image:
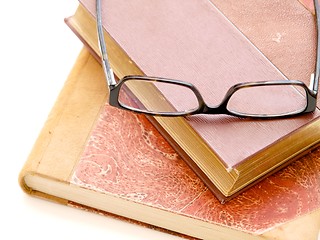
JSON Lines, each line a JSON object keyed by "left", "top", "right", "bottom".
{"left": 96, "top": 0, "right": 320, "bottom": 118}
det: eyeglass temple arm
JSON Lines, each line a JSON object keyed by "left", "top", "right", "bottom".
{"left": 312, "top": 0, "right": 320, "bottom": 95}
{"left": 96, "top": 0, "right": 116, "bottom": 87}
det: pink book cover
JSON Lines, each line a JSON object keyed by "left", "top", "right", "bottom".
{"left": 78, "top": 0, "right": 320, "bottom": 170}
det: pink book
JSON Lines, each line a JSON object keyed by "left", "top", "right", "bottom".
{"left": 70, "top": 0, "right": 320, "bottom": 200}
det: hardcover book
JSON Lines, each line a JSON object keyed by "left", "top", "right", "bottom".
{"left": 19, "top": 48, "right": 320, "bottom": 240}
{"left": 65, "top": 0, "right": 320, "bottom": 200}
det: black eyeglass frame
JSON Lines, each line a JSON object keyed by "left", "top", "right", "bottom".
{"left": 96, "top": 0, "right": 320, "bottom": 118}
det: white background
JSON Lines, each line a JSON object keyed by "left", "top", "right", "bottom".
{"left": 0, "top": 1, "right": 181, "bottom": 239}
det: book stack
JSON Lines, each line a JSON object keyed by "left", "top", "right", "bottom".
{"left": 19, "top": 0, "right": 320, "bottom": 239}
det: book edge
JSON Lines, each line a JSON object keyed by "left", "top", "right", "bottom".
{"left": 18, "top": 48, "right": 106, "bottom": 197}
{"left": 23, "top": 171, "right": 320, "bottom": 240}
{"left": 18, "top": 49, "right": 89, "bottom": 194}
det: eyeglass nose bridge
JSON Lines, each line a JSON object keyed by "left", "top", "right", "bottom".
{"left": 199, "top": 101, "right": 232, "bottom": 116}
{"left": 201, "top": 104, "right": 234, "bottom": 115}
{"left": 198, "top": 82, "right": 247, "bottom": 116}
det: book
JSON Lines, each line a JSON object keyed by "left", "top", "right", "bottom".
{"left": 19, "top": 47, "right": 320, "bottom": 240}
{"left": 65, "top": 0, "right": 320, "bottom": 200}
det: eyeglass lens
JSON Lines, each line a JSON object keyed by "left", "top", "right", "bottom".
{"left": 118, "top": 78, "right": 200, "bottom": 114}
{"left": 227, "top": 84, "right": 307, "bottom": 116}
